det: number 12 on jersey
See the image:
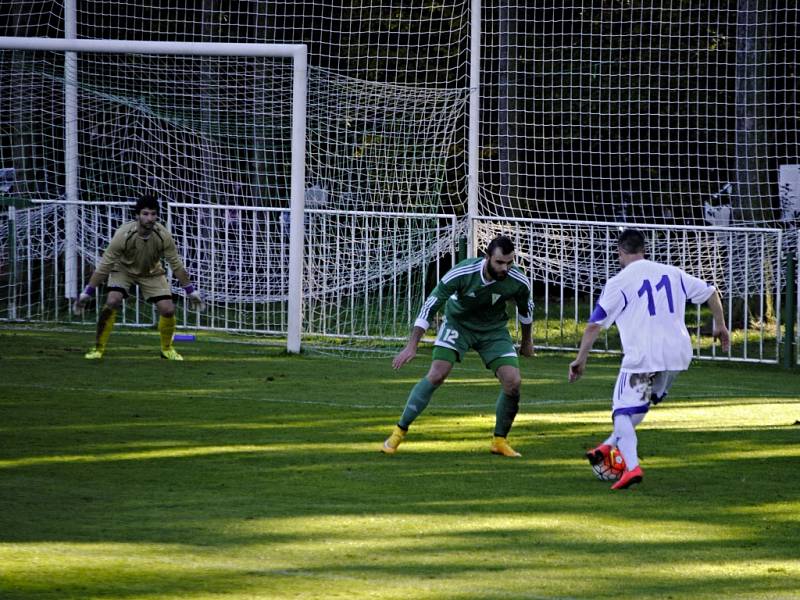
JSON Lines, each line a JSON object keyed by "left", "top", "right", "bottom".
{"left": 638, "top": 274, "right": 674, "bottom": 316}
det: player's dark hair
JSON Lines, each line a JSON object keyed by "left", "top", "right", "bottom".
{"left": 618, "top": 228, "right": 645, "bottom": 255}
{"left": 486, "top": 235, "right": 515, "bottom": 256}
{"left": 134, "top": 193, "right": 160, "bottom": 215}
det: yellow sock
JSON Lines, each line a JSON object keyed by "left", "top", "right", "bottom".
{"left": 95, "top": 306, "right": 117, "bottom": 352}
{"left": 159, "top": 315, "right": 176, "bottom": 351}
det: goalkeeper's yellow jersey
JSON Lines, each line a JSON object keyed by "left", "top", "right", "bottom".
{"left": 94, "top": 221, "right": 185, "bottom": 279}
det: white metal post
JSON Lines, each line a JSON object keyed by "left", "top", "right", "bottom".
{"left": 64, "top": 0, "right": 79, "bottom": 300}
{"left": 286, "top": 47, "right": 308, "bottom": 354}
{"left": 8, "top": 205, "right": 17, "bottom": 319}
{"left": 467, "top": 0, "right": 482, "bottom": 257}
{"left": 0, "top": 38, "right": 307, "bottom": 57}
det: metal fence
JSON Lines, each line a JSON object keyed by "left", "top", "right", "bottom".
{"left": 1, "top": 202, "right": 793, "bottom": 364}
{"left": 1, "top": 202, "right": 463, "bottom": 343}
{"left": 474, "top": 217, "right": 785, "bottom": 364}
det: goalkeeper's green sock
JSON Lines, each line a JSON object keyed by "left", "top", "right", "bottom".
{"left": 158, "top": 315, "right": 177, "bottom": 351}
{"left": 94, "top": 305, "right": 117, "bottom": 353}
{"left": 494, "top": 391, "right": 520, "bottom": 438}
{"left": 398, "top": 377, "right": 438, "bottom": 429}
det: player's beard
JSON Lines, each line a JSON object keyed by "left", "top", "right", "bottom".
{"left": 487, "top": 261, "right": 508, "bottom": 281}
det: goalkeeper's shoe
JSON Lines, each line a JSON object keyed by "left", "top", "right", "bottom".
{"left": 490, "top": 436, "right": 521, "bottom": 458}
{"left": 611, "top": 465, "right": 644, "bottom": 490}
{"left": 381, "top": 425, "right": 407, "bottom": 454}
{"left": 84, "top": 348, "right": 104, "bottom": 360}
{"left": 160, "top": 347, "right": 184, "bottom": 361}
{"left": 585, "top": 443, "right": 612, "bottom": 466}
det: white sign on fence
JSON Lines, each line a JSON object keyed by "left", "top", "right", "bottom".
{"left": 779, "top": 164, "right": 800, "bottom": 223}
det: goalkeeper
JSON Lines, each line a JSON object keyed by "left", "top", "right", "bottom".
{"left": 382, "top": 235, "right": 534, "bottom": 457}
{"left": 73, "top": 193, "right": 204, "bottom": 360}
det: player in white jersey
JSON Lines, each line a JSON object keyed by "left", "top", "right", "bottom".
{"left": 568, "top": 228, "right": 730, "bottom": 490}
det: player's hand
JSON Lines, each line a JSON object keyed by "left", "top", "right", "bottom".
{"left": 392, "top": 346, "right": 417, "bottom": 370}
{"left": 519, "top": 339, "right": 534, "bottom": 357}
{"left": 72, "top": 292, "right": 92, "bottom": 315}
{"left": 183, "top": 285, "right": 205, "bottom": 311}
{"left": 188, "top": 289, "right": 206, "bottom": 312}
{"left": 568, "top": 359, "right": 585, "bottom": 383}
{"left": 714, "top": 325, "right": 730, "bottom": 353}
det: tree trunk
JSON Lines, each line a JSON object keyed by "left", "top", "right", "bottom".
{"left": 498, "top": 0, "right": 518, "bottom": 216}
{"left": 734, "top": 0, "right": 768, "bottom": 224}
{"left": 8, "top": 1, "right": 43, "bottom": 199}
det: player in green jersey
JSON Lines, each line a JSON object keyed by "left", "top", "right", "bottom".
{"left": 72, "top": 194, "right": 204, "bottom": 360}
{"left": 382, "top": 235, "right": 534, "bottom": 457}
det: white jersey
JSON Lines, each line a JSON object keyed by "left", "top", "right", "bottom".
{"left": 590, "top": 259, "right": 715, "bottom": 372}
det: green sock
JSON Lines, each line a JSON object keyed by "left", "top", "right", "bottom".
{"left": 494, "top": 391, "right": 520, "bottom": 437}
{"left": 398, "top": 377, "right": 438, "bottom": 429}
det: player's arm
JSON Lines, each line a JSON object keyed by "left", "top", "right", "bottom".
{"left": 73, "top": 272, "right": 106, "bottom": 315}
{"left": 85, "top": 271, "right": 107, "bottom": 290}
{"left": 163, "top": 232, "right": 204, "bottom": 310}
{"left": 392, "top": 275, "right": 457, "bottom": 369}
{"left": 704, "top": 289, "right": 730, "bottom": 352}
{"left": 172, "top": 266, "right": 191, "bottom": 288}
{"left": 569, "top": 322, "right": 602, "bottom": 382}
{"left": 569, "top": 284, "right": 620, "bottom": 382}
{"left": 89, "top": 230, "right": 125, "bottom": 284}
{"left": 73, "top": 231, "right": 123, "bottom": 314}
{"left": 682, "top": 272, "right": 730, "bottom": 353}
{"left": 519, "top": 322, "right": 534, "bottom": 357}
{"left": 514, "top": 282, "right": 534, "bottom": 357}
{"left": 392, "top": 326, "right": 426, "bottom": 369}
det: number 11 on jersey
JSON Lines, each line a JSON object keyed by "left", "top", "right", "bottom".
{"left": 638, "top": 274, "right": 674, "bottom": 316}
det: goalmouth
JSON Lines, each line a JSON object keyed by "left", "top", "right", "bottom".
{"left": 0, "top": 37, "right": 307, "bottom": 353}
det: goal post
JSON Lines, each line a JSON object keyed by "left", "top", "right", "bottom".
{"left": 0, "top": 36, "right": 307, "bottom": 353}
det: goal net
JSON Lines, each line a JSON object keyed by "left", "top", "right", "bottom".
{"left": 0, "top": 37, "right": 468, "bottom": 354}
{"left": 477, "top": 2, "right": 798, "bottom": 227}
{"left": 60, "top": 0, "right": 783, "bottom": 230}
{"left": 2, "top": 2, "right": 798, "bottom": 359}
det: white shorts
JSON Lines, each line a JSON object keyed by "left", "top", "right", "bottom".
{"left": 611, "top": 370, "right": 681, "bottom": 419}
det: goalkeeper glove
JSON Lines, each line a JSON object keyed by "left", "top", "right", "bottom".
{"left": 184, "top": 284, "right": 206, "bottom": 312}
{"left": 72, "top": 285, "right": 95, "bottom": 315}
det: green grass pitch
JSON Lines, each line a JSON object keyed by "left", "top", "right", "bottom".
{"left": 1, "top": 326, "right": 799, "bottom": 599}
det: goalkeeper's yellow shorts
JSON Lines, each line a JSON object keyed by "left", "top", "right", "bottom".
{"left": 107, "top": 271, "right": 172, "bottom": 303}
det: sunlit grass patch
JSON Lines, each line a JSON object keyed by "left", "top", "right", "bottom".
{"left": 0, "top": 327, "right": 798, "bottom": 600}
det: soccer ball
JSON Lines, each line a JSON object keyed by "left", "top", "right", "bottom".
{"left": 592, "top": 448, "right": 627, "bottom": 481}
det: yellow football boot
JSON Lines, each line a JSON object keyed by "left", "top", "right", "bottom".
{"left": 490, "top": 436, "right": 521, "bottom": 458}
{"left": 381, "top": 425, "right": 407, "bottom": 454}
{"left": 160, "top": 347, "right": 184, "bottom": 361}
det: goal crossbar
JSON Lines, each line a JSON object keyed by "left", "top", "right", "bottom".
{"left": 0, "top": 37, "right": 306, "bottom": 58}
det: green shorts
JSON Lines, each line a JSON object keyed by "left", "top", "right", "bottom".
{"left": 432, "top": 317, "right": 519, "bottom": 371}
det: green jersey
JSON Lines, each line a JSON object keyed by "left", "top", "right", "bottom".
{"left": 415, "top": 258, "right": 533, "bottom": 333}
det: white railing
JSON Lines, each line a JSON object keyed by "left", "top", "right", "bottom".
{"left": 0, "top": 204, "right": 789, "bottom": 363}
{"left": 1, "top": 201, "right": 463, "bottom": 343}
{"left": 474, "top": 217, "right": 784, "bottom": 364}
